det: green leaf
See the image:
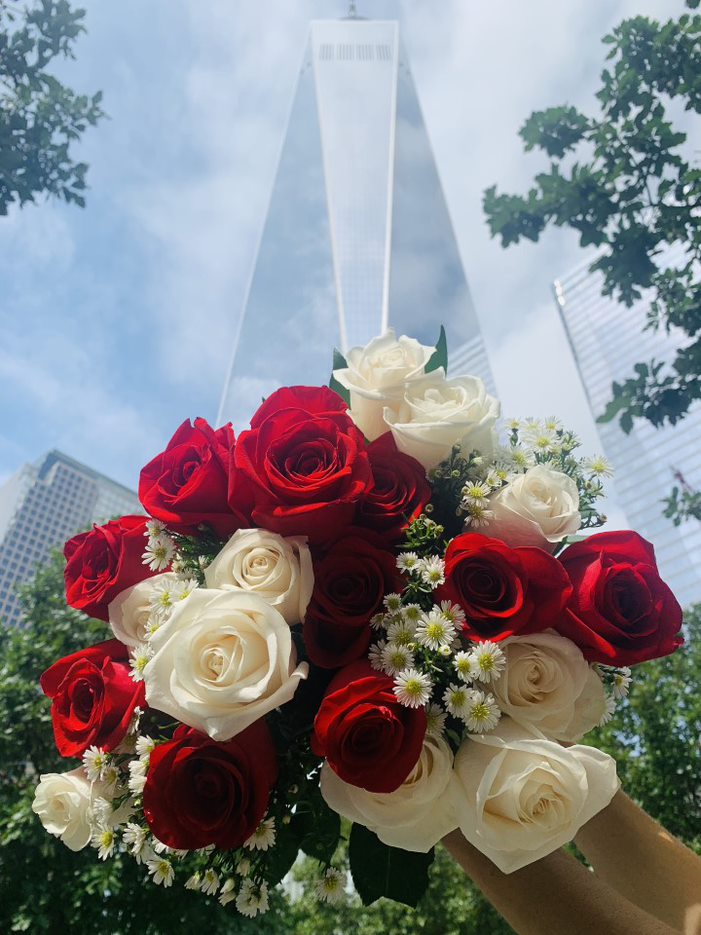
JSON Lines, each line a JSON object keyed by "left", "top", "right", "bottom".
{"left": 425, "top": 325, "right": 448, "bottom": 374}
{"left": 293, "top": 791, "right": 342, "bottom": 865}
{"left": 348, "top": 823, "right": 434, "bottom": 907}
{"left": 329, "top": 347, "right": 350, "bottom": 405}
{"left": 264, "top": 819, "right": 300, "bottom": 886}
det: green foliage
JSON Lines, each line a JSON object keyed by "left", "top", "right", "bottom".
{"left": 0, "top": 552, "right": 282, "bottom": 933}
{"left": 348, "top": 824, "right": 434, "bottom": 908}
{"left": 0, "top": 0, "right": 104, "bottom": 215}
{"left": 425, "top": 325, "right": 448, "bottom": 374}
{"left": 484, "top": 2, "right": 701, "bottom": 458}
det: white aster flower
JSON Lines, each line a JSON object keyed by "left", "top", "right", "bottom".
{"left": 484, "top": 469, "right": 504, "bottom": 489}
{"left": 612, "top": 666, "right": 632, "bottom": 700}
{"left": 236, "top": 857, "right": 251, "bottom": 877}
{"left": 172, "top": 578, "right": 198, "bottom": 603}
{"left": 453, "top": 651, "right": 474, "bottom": 683}
{"left": 443, "top": 682, "right": 471, "bottom": 718}
{"left": 148, "top": 577, "right": 177, "bottom": 616}
{"left": 127, "top": 706, "right": 144, "bottom": 736}
{"left": 129, "top": 643, "right": 152, "bottom": 683}
{"left": 438, "top": 600, "right": 466, "bottom": 627}
{"left": 419, "top": 556, "right": 446, "bottom": 589}
{"left": 185, "top": 872, "right": 201, "bottom": 891}
{"left": 236, "top": 879, "right": 270, "bottom": 917}
{"left": 315, "top": 868, "right": 346, "bottom": 904}
{"left": 244, "top": 817, "right": 276, "bottom": 852}
{"left": 393, "top": 668, "right": 432, "bottom": 708}
{"left": 370, "top": 612, "right": 387, "bottom": 631}
{"left": 135, "top": 735, "right": 156, "bottom": 758}
{"left": 396, "top": 551, "right": 420, "bottom": 573}
{"left": 100, "top": 765, "right": 121, "bottom": 797}
{"left": 122, "top": 822, "right": 150, "bottom": 862}
{"left": 415, "top": 608, "right": 457, "bottom": 651}
{"left": 200, "top": 868, "right": 220, "bottom": 895}
{"left": 219, "top": 877, "right": 237, "bottom": 906}
{"left": 463, "top": 690, "right": 501, "bottom": 733}
{"left": 368, "top": 640, "right": 387, "bottom": 671}
{"left": 468, "top": 641, "right": 506, "bottom": 684}
{"left": 146, "top": 520, "right": 168, "bottom": 539}
{"left": 461, "top": 480, "right": 491, "bottom": 507}
{"left": 82, "top": 746, "right": 107, "bottom": 783}
{"left": 425, "top": 702, "right": 448, "bottom": 736}
{"left": 383, "top": 593, "right": 403, "bottom": 613}
{"left": 142, "top": 535, "right": 175, "bottom": 572}
{"left": 509, "top": 447, "right": 534, "bottom": 471}
{"left": 463, "top": 503, "right": 494, "bottom": 528}
{"left": 598, "top": 693, "right": 617, "bottom": 726}
{"left": 147, "top": 857, "right": 175, "bottom": 887}
{"left": 380, "top": 641, "right": 415, "bottom": 676}
{"left": 92, "top": 826, "right": 116, "bottom": 861}
{"left": 386, "top": 619, "right": 416, "bottom": 646}
{"left": 586, "top": 455, "right": 614, "bottom": 478}
{"left": 128, "top": 756, "right": 148, "bottom": 795}
{"left": 402, "top": 603, "right": 423, "bottom": 625}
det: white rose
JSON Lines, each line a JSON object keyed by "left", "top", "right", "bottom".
{"left": 204, "top": 528, "right": 313, "bottom": 626}
{"left": 332, "top": 329, "right": 434, "bottom": 440}
{"left": 383, "top": 369, "right": 500, "bottom": 470}
{"left": 144, "top": 588, "right": 308, "bottom": 741}
{"left": 452, "top": 718, "right": 619, "bottom": 873}
{"left": 32, "top": 768, "right": 94, "bottom": 851}
{"left": 108, "top": 572, "right": 180, "bottom": 647}
{"left": 492, "top": 631, "right": 608, "bottom": 742}
{"left": 487, "top": 465, "right": 580, "bottom": 551}
{"left": 320, "top": 733, "right": 459, "bottom": 852}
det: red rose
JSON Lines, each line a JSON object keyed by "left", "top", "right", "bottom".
{"left": 312, "top": 660, "right": 426, "bottom": 793}
{"left": 437, "top": 533, "right": 572, "bottom": 641}
{"left": 356, "top": 433, "right": 431, "bottom": 541}
{"left": 304, "top": 530, "right": 403, "bottom": 669}
{"left": 555, "top": 530, "right": 683, "bottom": 665}
{"left": 40, "top": 639, "right": 145, "bottom": 758}
{"left": 64, "top": 515, "right": 156, "bottom": 622}
{"left": 142, "top": 721, "right": 278, "bottom": 850}
{"left": 234, "top": 386, "right": 373, "bottom": 544}
{"left": 139, "top": 418, "right": 250, "bottom": 537}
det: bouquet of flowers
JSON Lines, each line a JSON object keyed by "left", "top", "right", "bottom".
{"left": 33, "top": 330, "right": 683, "bottom": 915}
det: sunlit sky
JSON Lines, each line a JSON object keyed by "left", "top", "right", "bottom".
{"left": 0, "top": 0, "right": 680, "bottom": 520}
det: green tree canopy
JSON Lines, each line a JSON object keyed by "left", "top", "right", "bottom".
{"left": 0, "top": 0, "right": 104, "bottom": 215}
{"left": 483, "top": 1, "right": 701, "bottom": 524}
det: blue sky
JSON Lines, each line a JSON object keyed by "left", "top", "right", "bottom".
{"left": 0, "top": 0, "right": 681, "bottom": 506}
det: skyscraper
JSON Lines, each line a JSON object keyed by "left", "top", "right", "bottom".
{"left": 217, "top": 12, "right": 495, "bottom": 428}
{"left": 0, "top": 450, "right": 141, "bottom": 627}
{"left": 554, "top": 259, "right": 701, "bottom": 607}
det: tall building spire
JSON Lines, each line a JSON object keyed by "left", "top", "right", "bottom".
{"left": 218, "top": 16, "right": 495, "bottom": 428}
{"left": 347, "top": 1, "right": 358, "bottom": 18}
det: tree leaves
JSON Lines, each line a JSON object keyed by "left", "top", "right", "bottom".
{"left": 348, "top": 824, "right": 434, "bottom": 908}
{"left": 329, "top": 348, "right": 350, "bottom": 405}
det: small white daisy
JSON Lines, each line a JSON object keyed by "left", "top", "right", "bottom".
{"left": 443, "top": 682, "right": 470, "bottom": 718}
{"left": 370, "top": 612, "right": 387, "bottom": 631}
{"left": 236, "top": 879, "right": 270, "bottom": 917}
{"left": 415, "top": 608, "right": 457, "bottom": 651}
{"left": 598, "top": 693, "right": 617, "bottom": 726}
{"left": 393, "top": 668, "right": 432, "bottom": 708}
{"left": 425, "top": 703, "right": 448, "bottom": 736}
{"left": 396, "top": 551, "right": 420, "bottom": 573}
{"left": 92, "top": 826, "right": 116, "bottom": 861}
{"left": 147, "top": 857, "right": 175, "bottom": 887}
{"left": 368, "top": 639, "right": 387, "bottom": 671}
{"left": 315, "top": 868, "right": 346, "bottom": 904}
{"left": 461, "top": 481, "right": 491, "bottom": 508}
{"left": 128, "top": 756, "right": 149, "bottom": 795}
{"left": 419, "top": 556, "right": 446, "bottom": 589}
{"left": 383, "top": 593, "right": 404, "bottom": 613}
{"left": 453, "top": 651, "right": 474, "bottom": 683}
{"left": 611, "top": 666, "right": 632, "bottom": 700}
{"left": 200, "top": 868, "right": 219, "bottom": 895}
{"left": 468, "top": 641, "right": 506, "bottom": 684}
{"left": 129, "top": 643, "right": 152, "bottom": 683}
{"left": 463, "top": 504, "right": 494, "bottom": 528}
{"left": 185, "top": 872, "right": 202, "bottom": 891}
{"left": 463, "top": 690, "right": 501, "bottom": 733}
{"left": 219, "top": 877, "right": 237, "bottom": 906}
{"left": 146, "top": 520, "right": 168, "bottom": 539}
{"left": 82, "top": 745, "right": 107, "bottom": 782}
{"left": 142, "top": 535, "right": 175, "bottom": 572}
{"left": 172, "top": 578, "right": 198, "bottom": 602}
{"left": 586, "top": 455, "right": 614, "bottom": 478}
{"left": 135, "top": 735, "right": 156, "bottom": 758}
{"left": 236, "top": 857, "right": 251, "bottom": 877}
{"left": 386, "top": 618, "right": 416, "bottom": 646}
{"left": 438, "top": 600, "right": 466, "bottom": 627}
{"left": 402, "top": 603, "right": 423, "bottom": 625}
{"left": 122, "top": 823, "right": 150, "bottom": 862}
{"left": 244, "top": 817, "right": 276, "bottom": 852}
{"left": 380, "top": 641, "right": 415, "bottom": 676}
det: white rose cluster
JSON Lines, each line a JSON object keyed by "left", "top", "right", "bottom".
{"left": 333, "top": 329, "right": 500, "bottom": 469}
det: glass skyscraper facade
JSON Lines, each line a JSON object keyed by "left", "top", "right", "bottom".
{"left": 0, "top": 450, "right": 141, "bottom": 627}
{"left": 554, "top": 260, "right": 701, "bottom": 607}
{"left": 217, "top": 15, "right": 494, "bottom": 429}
